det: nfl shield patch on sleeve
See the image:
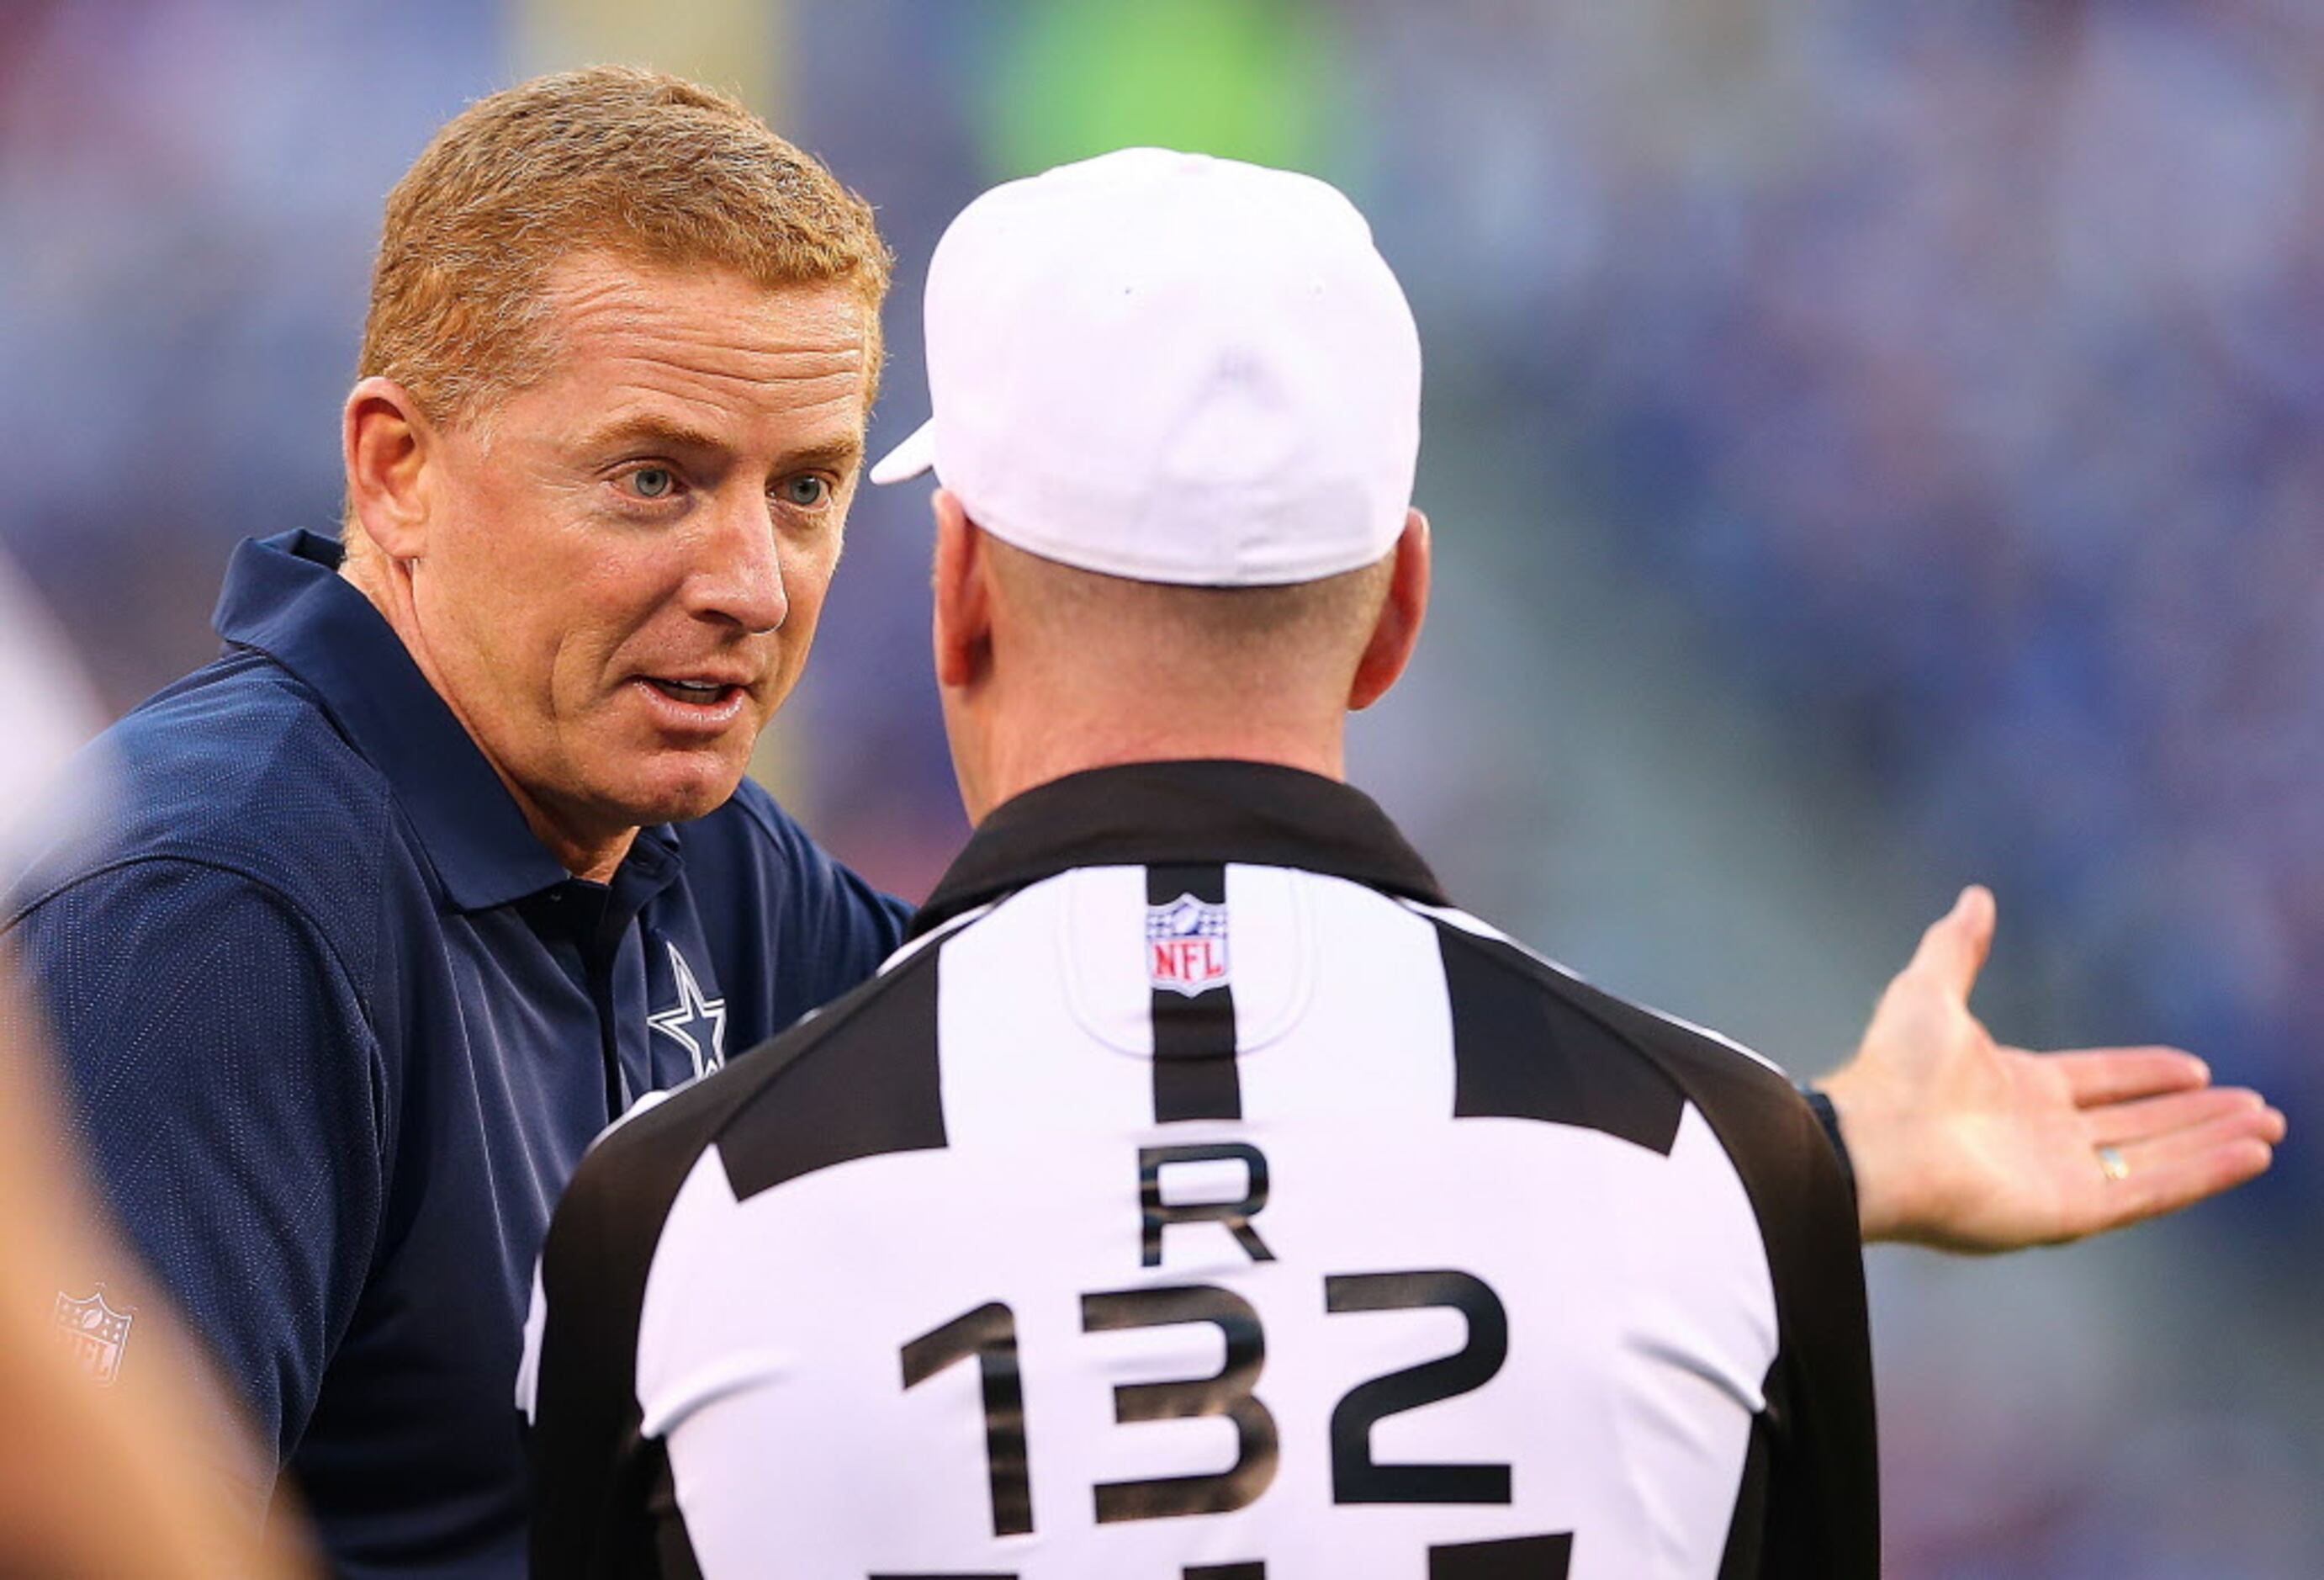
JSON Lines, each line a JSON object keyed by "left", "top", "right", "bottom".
{"left": 54, "top": 1286, "right": 134, "bottom": 1385}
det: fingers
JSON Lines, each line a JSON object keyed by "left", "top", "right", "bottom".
{"left": 2043, "top": 1046, "right": 2213, "bottom": 1106}
{"left": 1910, "top": 884, "right": 1995, "bottom": 1001}
{"left": 2113, "top": 1099, "right": 2286, "bottom": 1176}
{"left": 2088, "top": 1085, "right": 2276, "bottom": 1148}
{"left": 2099, "top": 1133, "right": 2279, "bottom": 1233}
{"left": 2062, "top": 1063, "right": 2282, "bottom": 1238}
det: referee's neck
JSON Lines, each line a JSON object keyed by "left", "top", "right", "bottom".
{"left": 961, "top": 731, "right": 1348, "bottom": 827}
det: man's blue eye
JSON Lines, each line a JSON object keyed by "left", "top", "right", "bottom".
{"left": 631, "top": 468, "right": 675, "bottom": 499}
{"left": 781, "top": 476, "right": 830, "bottom": 507}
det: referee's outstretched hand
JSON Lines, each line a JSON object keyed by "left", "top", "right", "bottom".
{"left": 1816, "top": 885, "right": 2285, "bottom": 1252}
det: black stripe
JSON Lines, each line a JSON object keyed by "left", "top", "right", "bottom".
{"left": 719, "top": 946, "right": 949, "bottom": 1203}
{"left": 1437, "top": 923, "right": 1685, "bottom": 1155}
{"left": 1716, "top": 1371, "right": 1773, "bottom": 1580}
{"left": 647, "top": 1439, "right": 706, "bottom": 1579}
{"left": 1185, "top": 1566, "right": 1266, "bottom": 1579}
{"left": 1427, "top": 1532, "right": 1574, "bottom": 1578}
{"left": 1146, "top": 863, "right": 1241, "bottom": 1122}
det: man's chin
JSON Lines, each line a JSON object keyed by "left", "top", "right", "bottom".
{"left": 614, "top": 760, "right": 754, "bottom": 828}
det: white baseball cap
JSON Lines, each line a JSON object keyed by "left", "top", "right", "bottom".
{"left": 868, "top": 147, "right": 1421, "bottom": 586}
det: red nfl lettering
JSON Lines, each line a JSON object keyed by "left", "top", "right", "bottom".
{"left": 1151, "top": 937, "right": 1226, "bottom": 989}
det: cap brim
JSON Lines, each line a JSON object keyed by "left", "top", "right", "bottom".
{"left": 866, "top": 420, "right": 937, "bottom": 485}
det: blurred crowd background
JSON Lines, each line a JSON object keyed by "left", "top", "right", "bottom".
{"left": 2, "top": 0, "right": 2316, "bottom": 1572}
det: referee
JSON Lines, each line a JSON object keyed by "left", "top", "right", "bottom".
{"left": 521, "top": 149, "right": 1873, "bottom": 1578}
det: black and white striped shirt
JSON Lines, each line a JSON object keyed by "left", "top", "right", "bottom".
{"left": 521, "top": 761, "right": 1876, "bottom": 1579}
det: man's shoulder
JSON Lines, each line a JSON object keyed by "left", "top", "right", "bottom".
{"left": 1414, "top": 904, "right": 1803, "bottom": 1109}
{"left": 18, "top": 648, "right": 398, "bottom": 934}
{"left": 1405, "top": 899, "right": 1840, "bottom": 1218}
{"left": 1408, "top": 902, "right": 1860, "bottom": 1360}
{"left": 666, "top": 778, "right": 911, "bottom": 1016}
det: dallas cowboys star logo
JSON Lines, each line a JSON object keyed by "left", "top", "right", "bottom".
{"left": 647, "top": 942, "right": 728, "bottom": 1078}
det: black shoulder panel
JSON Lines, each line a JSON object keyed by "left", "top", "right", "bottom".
{"left": 715, "top": 942, "right": 949, "bottom": 1204}
{"left": 1434, "top": 921, "right": 1686, "bottom": 1155}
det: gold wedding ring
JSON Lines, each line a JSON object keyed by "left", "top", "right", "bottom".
{"left": 2096, "top": 1143, "right": 2131, "bottom": 1183}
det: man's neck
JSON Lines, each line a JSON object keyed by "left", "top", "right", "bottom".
{"left": 505, "top": 799, "right": 637, "bottom": 885}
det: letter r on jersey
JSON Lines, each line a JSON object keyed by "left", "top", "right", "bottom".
{"left": 1141, "top": 1143, "right": 1278, "bottom": 1268}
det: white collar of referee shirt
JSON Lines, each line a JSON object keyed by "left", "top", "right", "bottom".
{"left": 908, "top": 758, "right": 1446, "bottom": 940}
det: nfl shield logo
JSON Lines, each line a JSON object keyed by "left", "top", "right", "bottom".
{"left": 1147, "top": 893, "right": 1231, "bottom": 996}
{"left": 54, "top": 1287, "right": 134, "bottom": 1386}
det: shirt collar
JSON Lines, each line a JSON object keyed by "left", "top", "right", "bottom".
{"left": 911, "top": 759, "right": 1448, "bottom": 939}
{"left": 212, "top": 529, "right": 578, "bottom": 911}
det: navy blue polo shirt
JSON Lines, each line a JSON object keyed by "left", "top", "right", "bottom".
{"left": 3, "top": 531, "right": 909, "bottom": 1578}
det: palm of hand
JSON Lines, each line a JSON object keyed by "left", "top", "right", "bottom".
{"left": 1822, "top": 888, "right": 2282, "bottom": 1252}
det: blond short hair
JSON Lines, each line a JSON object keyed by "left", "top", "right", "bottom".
{"left": 358, "top": 66, "right": 891, "bottom": 428}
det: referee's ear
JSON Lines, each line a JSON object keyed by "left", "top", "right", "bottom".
{"left": 1347, "top": 510, "right": 1430, "bottom": 712}
{"left": 931, "top": 488, "right": 992, "bottom": 692}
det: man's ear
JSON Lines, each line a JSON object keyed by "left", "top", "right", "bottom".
{"left": 931, "top": 489, "right": 993, "bottom": 691}
{"left": 1349, "top": 509, "right": 1431, "bottom": 711}
{"left": 343, "top": 378, "right": 437, "bottom": 559}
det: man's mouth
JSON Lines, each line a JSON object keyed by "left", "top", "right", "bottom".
{"left": 646, "top": 677, "right": 738, "bottom": 705}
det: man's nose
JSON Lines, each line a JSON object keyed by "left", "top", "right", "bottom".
{"left": 692, "top": 490, "right": 789, "bottom": 634}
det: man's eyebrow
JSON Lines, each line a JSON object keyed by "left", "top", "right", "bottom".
{"left": 784, "top": 437, "right": 866, "bottom": 474}
{"left": 574, "top": 414, "right": 729, "bottom": 457}
{"left": 571, "top": 417, "right": 863, "bottom": 473}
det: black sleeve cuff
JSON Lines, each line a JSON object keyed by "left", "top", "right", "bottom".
{"left": 1801, "top": 1084, "right": 1858, "bottom": 1211}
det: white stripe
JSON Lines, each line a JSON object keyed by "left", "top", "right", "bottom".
{"left": 1236, "top": 870, "right": 1455, "bottom": 1127}
{"left": 939, "top": 871, "right": 1156, "bottom": 1145}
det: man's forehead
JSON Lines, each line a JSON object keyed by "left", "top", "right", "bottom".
{"left": 532, "top": 250, "right": 874, "bottom": 435}
{"left": 543, "top": 248, "right": 866, "bottom": 321}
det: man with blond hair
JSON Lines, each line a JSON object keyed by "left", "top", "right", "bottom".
{"left": 4, "top": 64, "right": 2282, "bottom": 1580}
{"left": 3, "top": 68, "right": 909, "bottom": 1578}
